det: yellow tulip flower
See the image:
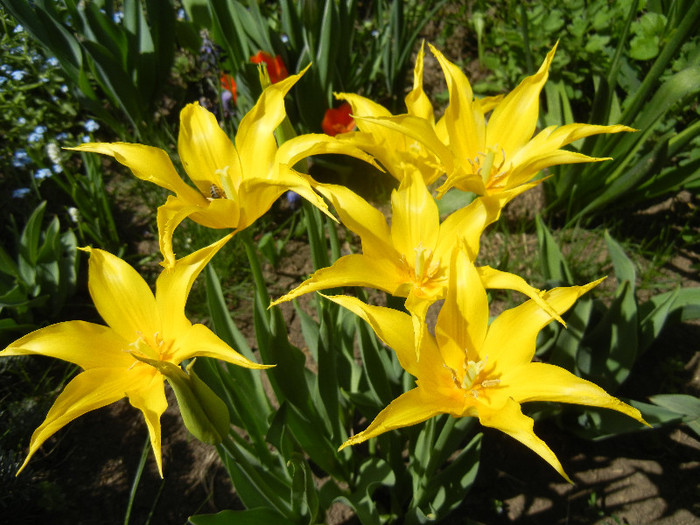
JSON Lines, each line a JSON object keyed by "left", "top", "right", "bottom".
{"left": 352, "top": 43, "right": 634, "bottom": 202}
{"left": 1, "top": 234, "right": 270, "bottom": 476}
{"left": 272, "top": 170, "right": 564, "bottom": 354}
{"left": 327, "top": 249, "right": 646, "bottom": 481}
{"left": 72, "top": 67, "right": 375, "bottom": 267}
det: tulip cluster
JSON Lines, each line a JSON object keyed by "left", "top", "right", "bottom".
{"left": 2, "top": 43, "right": 645, "bottom": 484}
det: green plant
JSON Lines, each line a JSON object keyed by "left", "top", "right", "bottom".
{"left": 0, "top": 202, "right": 78, "bottom": 345}
{"left": 1, "top": 0, "right": 177, "bottom": 138}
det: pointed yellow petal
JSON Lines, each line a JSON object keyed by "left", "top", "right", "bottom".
{"left": 156, "top": 233, "right": 233, "bottom": 333}
{"left": 500, "top": 362, "right": 647, "bottom": 425}
{"left": 277, "top": 133, "right": 381, "bottom": 173}
{"left": 178, "top": 102, "right": 241, "bottom": 195}
{"left": 1, "top": 321, "right": 132, "bottom": 369}
{"left": 70, "top": 143, "right": 206, "bottom": 205}
{"left": 18, "top": 367, "right": 142, "bottom": 474}
{"left": 482, "top": 279, "right": 603, "bottom": 373}
{"left": 435, "top": 248, "right": 488, "bottom": 369}
{"left": 390, "top": 171, "right": 439, "bottom": 257}
{"left": 435, "top": 195, "right": 506, "bottom": 261}
{"left": 486, "top": 44, "right": 557, "bottom": 155}
{"left": 314, "top": 183, "right": 393, "bottom": 258}
{"left": 339, "top": 388, "right": 443, "bottom": 449}
{"left": 126, "top": 367, "right": 168, "bottom": 477}
{"left": 236, "top": 67, "right": 307, "bottom": 177}
{"left": 477, "top": 265, "right": 565, "bottom": 325}
{"left": 405, "top": 291, "right": 433, "bottom": 357}
{"left": 405, "top": 41, "right": 434, "bottom": 123}
{"left": 156, "top": 196, "right": 239, "bottom": 268}
{"left": 323, "top": 294, "right": 420, "bottom": 377}
{"left": 271, "top": 254, "right": 404, "bottom": 307}
{"left": 84, "top": 248, "right": 159, "bottom": 343}
{"left": 429, "top": 43, "right": 483, "bottom": 161}
{"left": 478, "top": 397, "right": 571, "bottom": 482}
{"left": 172, "top": 324, "right": 272, "bottom": 369}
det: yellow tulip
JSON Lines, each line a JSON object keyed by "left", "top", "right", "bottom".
{"left": 352, "top": 43, "right": 634, "bottom": 203}
{"left": 72, "top": 67, "right": 375, "bottom": 267}
{"left": 272, "top": 170, "right": 563, "bottom": 355}
{"left": 327, "top": 249, "right": 646, "bottom": 481}
{"left": 1, "top": 234, "right": 270, "bottom": 476}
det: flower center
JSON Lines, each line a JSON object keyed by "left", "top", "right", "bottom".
{"left": 469, "top": 149, "right": 508, "bottom": 188}
{"left": 399, "top": 242, "right": 443, "bottom": 289}
{"left": 128, "top": 331, "right": 175, "bottom": 363}
{"left": 206, "top": 165, "right": 236, "bottom": 201}
{"left": 447, "top": 356, "right": 500, "bottom": 400}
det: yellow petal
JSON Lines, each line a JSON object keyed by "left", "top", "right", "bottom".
{"left": 156, "top": 196, "right": 239, "bottom": 268}
{"left": 84, "top": 247, "right": 159, "bottom": 343}
{"left": 477, "top": 265, "right": 565, "bottom": 325}
{"left": 172, "top": 324, "right": 272, "bottom": 369}
{"left": 1, "top": 321, "right": 132, "bottom": 369}
{"left": 156, "top": 233, "right": 234, "bottom": 334}
{"left": 178, "top": 102, "right": 241, "bottom": 195}
{"left": 434, "top": 195, "right": 506, "bottom": 261}
{"left": 126, "top": 367, "right": 169, "bottom": 477}
{"left": 500, "top": 362, "right": 647, "bottom": 426}
{"left": 435, "top": 248, "right": 488, "bottom": 369}
{"left": 70, "top": 142, "right": 206, "bottom": 205}
{"left": 478, "top": 397, "right": 571, "bottom": 482}
{"left": 390, "top": 171, "right": 440, "bottom": 257}
{"left": 405, "top": 41, "right": 434, "bottom": 123}
{"left": 277, "top": 133, "right": 381, "bottom": 173}
{"left": 323, "top": 294, "right": 420, "bottom": 377}
{"left": 236, "top": 67, "right": 308, "bottom": 178}
{"left": 339, "top": 388, "right": 442, "bottom": 450}
{"left": 482, "top": 279, "right": 603, "bottom": 373}
{"left": 352, "top": 114, "right": 454, "bottom": 173}
{"left": 18, "top": 367, "right": 143, "bottom": 474}
{"left": 270, "top": 254, "right": 404, "bottom": 306}
{"left": 486, "top": 44, "right": 557, "bottom": 155}
{"left": 405, "top": 291, "right": 433, "bottom": 357}
{"left": 429, "top": 43, "right": 483, "bottom": 161}
{"left": 314, "top": 183, "right": 393, "bottom": 259}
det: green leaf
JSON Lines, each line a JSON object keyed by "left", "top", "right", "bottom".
{"left": 189, "top": 507, "right": 297, "bottom": 525}
{"left": 604, "top": 231, "right": 636, "bottom": 285}
{"left": 535, "top": 215, "right": 573, "bottom": 286}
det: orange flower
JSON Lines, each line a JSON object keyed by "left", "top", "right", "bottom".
{"left": 219, "top": 73, "right": 237, "bottom": 104}
{"left": 322, "top": 102, "right": 355, "bottom": 136}
{"left": 250, "top": 51, "right": 289, "bottom": 83}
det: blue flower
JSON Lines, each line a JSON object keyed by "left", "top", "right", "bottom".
{"left": 0, "top": 76, "right": 7, "bottom": 85}
{"left": 113, "top": 11, "right": 124, "bottom": 23}
{"left": 13, "top": 25, "right": 24, "bottom": 33}
{"left": 12, "top": 188, "right": 31, "bottom": 199}
{"left": 47, "top": 57, "right": 59, "bottom": 67}
{"left": 34, "top": 168, "right": 52, "bottom": 180}
{"left": 28, "top": 125, "right": 47, "bottom": 143}
{"left": 177, "top": 8, "right": 186, "bottom": 20}
{"left": 81, "top": 135, "right": 90, "bottom": 143}
{"left": 52, "top": 164, "right": 63, "bottom": 174}
{"left": 285, "top": 191, "right": 301, "bottom": 210}
{"left": 12, "top": 149, "right": 31, "bottom": 168}
{"left": 11, "top": 70, "right": 25, "bottom": 81}
{"left": 56, "top": 132, "right": 70, "bottom": 141}
{"left": 17, "top": 117, "right": 27, "bottom": 125}
{"left": 84, "top": 119, "right": 100, "bottom": 132}
{"left": 60, "top": 84, "right": 69, "bottom": 93}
